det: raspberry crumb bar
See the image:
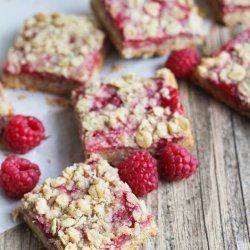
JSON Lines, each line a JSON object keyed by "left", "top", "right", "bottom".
{"left": 72, "top": 69, "right": 194, "bottom": 165}
{"left": 0, "top": 83, "right": 13, "bottom": 137}
{"left": 209, "top": 0, "right": 250, "bottom": 26}
{"left": 2, "top": 13, "right": 106, "bottom": 95}
{"left": 193, "top": 29, "right": 250, "bottom": 118}
{"left": 19, "top": 154, "right": 158, "bottom": 250}
{"left": 91, "top": 0, "right": 204, "bottom": 59}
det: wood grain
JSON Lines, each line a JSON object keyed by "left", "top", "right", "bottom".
{"left": 1, "top": 25, "right": 250, "bottom": 250}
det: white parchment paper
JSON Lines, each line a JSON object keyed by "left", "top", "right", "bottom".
{"left": 0, "top": 0, "right": 209, "bottom": 233}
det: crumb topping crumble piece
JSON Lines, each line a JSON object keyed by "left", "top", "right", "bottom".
{"left": 4, "top": 12, "right": 105, "bottom": 82}
{"left": 102, "top": 0, "right": 204, "bottom": 42}
{"left": 74, "top": 69, "right": 191, "bottom": 152}
{"left": 197, "top": 29, "right": 250, "bottom": 105}
{"left": 21, "top": 154, "right": 157, "bottom": 249}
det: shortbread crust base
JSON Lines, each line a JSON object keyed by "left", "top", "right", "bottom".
{"left": 192, "top": 71, "right": 250, "bottom": 118}
{"left": 22, "top": 212, "right": 63, "bottom": 250}
{"left": 76, "top": 115, "right": 194, "bottom": 166}
{"left": 90, "top": 132, "right": 194, "bottom": 166}
{"left": 22, "top": 211, "right": 158, "bottom": 250}
{"left": 1, "top": 50, "right": 105, "bottom": 96}
{"left": 91, "top": 0, "right": 203, "bottom": 59}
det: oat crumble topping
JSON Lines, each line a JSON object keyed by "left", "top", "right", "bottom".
{"left": 21, "top": 154, "right": 156, "bottom": 249}
{"left": 197, "top": 30, "right": 250, "bottom": 105}
{"left": 4, "top": 13, "right": 105, "bottom": 82}
{"left": 74, "top": 69, "right": 191, "bottom": 152}
{"left": 102, "top": 0, "right": 203, "bottom": 41}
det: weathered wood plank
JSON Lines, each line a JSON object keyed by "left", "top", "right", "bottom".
{"left": 233, "top": 115, "right": 250, "bottom": 241}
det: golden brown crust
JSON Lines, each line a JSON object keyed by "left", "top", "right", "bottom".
{"left": 1, "top": 48, "right": 105, "bottom": 96}
{"left": 22, "top": 212, "right": 61, "bottom": 250}
{"left": 192, "top": 70, "right": 250, "bottom": 118}
{"left": 91, "top": 0, "right": 203, "bottom": 59}
{"left": 92, "top": 131, "right": 194, "bottom": 166}
{"left": 22, "top": 211, "right": 158, "bottom": 250}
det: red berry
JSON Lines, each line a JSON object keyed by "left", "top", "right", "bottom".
{"left": 4, "top": 115, "right": 45, "bottom": 154}
{"left": 159, "top": 143, "right": 198, "bottom": 182}
{"left": 166, "top": 48, "right": 199, "bottom": 79}
{"left": 118, "top": 151, "right": 158, "bottom": 197}
{"left": 0, "top": 155, "right": 41, "bottom": 198}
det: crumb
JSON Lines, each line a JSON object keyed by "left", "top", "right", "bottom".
{"left": 46, "top": 98, "right": 70, "bottom": 108}
{"left": 18, "top": 95, "right": 28, "bottom": 100}
{"left": 47, "top": 159, "right": 52, "bottom": 164}
{"left": 12, "top": 208, "right": 21, "bottom": 222}
{"left": 111, "top": 64, "right": 122, "bottom": 72}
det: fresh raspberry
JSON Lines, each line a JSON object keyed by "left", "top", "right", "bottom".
{"left": 166, "top": 48, "right": 199, "bottom": 79}
{"left": 118, "top": 151, "right": 158, "bottom": 197}
{"left": 0, "top": 155, "right": 41, "bottom": 198}
{"left": 4, "top": 115, "right": 45, "bottom": 154}
{"left": 159, "top": 143, "right": 198, "bottom": 182}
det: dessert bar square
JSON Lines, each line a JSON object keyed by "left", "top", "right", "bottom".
{"left": 2, "top": 13, "right": 106, "bottom": 95}
{"left": 20, "top": 154, "right": 158, "bottom": 250}
{"left": 209, "top": 0, "right": 250, "bottom": 26}
{"left": 0, "top": 83, "right": 13, "bottom": 137}
{"left": 193, "top": 29, "right": 250, "bottom": 118}
{"left": 72, "top": 69, "right": 194, "bottom": 165}
{"left": 91, "top": 0, "right": 204, "bottom": 59}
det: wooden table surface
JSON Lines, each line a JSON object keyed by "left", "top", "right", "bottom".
{"left": 0, "top": 25, "right": 250, "bottom": 250}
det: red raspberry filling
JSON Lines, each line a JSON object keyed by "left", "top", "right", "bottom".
{"left": 160, "top": 87, "right": 184, "bottom": 114}
{"left": 90, "top": 85, "right": 123, "bottom": 111}
{"left": 3, "top": 51, "right": 102, "bottom": 85}
{"left": 83, "top": 81, "right": 185, "bottom": 153}
{"left": 0, "top": 155, "right": 41, "bottom": 198}
{"left": 102, "top": 0, "right": 196, "bottom": 48}
{"left": 222, "top": 3, "right": 250, "bottom": 14}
